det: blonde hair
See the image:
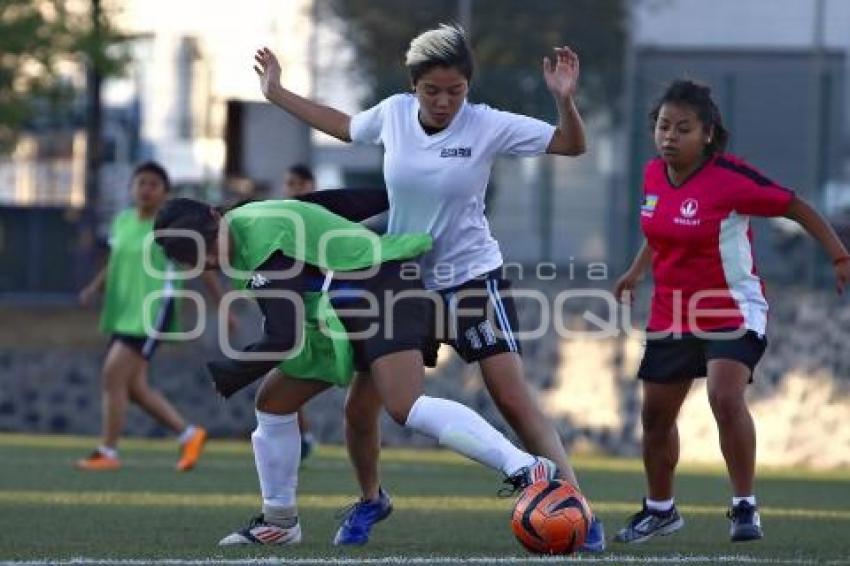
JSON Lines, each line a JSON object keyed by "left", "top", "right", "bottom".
{"left": 405, "top": 24, "right": 474, "bottom": 84}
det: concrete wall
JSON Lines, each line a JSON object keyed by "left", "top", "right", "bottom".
{"left": 2, "top": 281, "right": 848, "bottom": 469}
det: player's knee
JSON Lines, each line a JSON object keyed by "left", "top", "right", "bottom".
{"left": 127, "top": 385, "right": 141, "bottom": 404}
{"left": 384, "top": 402, "right": 411, "bottom": 426}
{"left": 254, "top": 391, "right": 294, "bottom": 415}
{"left": 641, "top": 408, "right": 674, "bottom": 438}
{"left": 345, "top": 397, "right": 378, "bottom": 432}
{"left": 254, "top": 389, "right": 274, "bottom": 413}
{"left": 100, "top": 370, "right": 123, "bottom": 393}
{"left": 255, "top": 399, "right": 276, "bottom": 414}
{"left": 708, "top": 389, "right": 746, "bottom": 424}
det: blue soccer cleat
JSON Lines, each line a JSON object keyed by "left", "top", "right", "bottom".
{"left": 578, "top": 515, "right": 606, "bottom": 553}
{"left": 332, "top": 487, "right": 393, "bottom": 546}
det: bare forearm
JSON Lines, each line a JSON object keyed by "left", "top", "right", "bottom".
{"left": 784, "top": 197, "right": 849, "bottom": 261}
{"left": 629, "top": 241, "right": 653, "bottom": 276}
{"left": 547, "top": 96, "right": 586, "bottom": 156}
{"left": 86, "top": 264, "right": 108, "bottom": 292}
{"left": 266, "top": 84, "right": 352, "bottom": 142}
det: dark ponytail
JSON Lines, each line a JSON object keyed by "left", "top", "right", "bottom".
{"left": 650, "top": 79, "right": 729, "bottom": 156}
{"left": 154, "top": 198, "right": 217, "bottom": 266}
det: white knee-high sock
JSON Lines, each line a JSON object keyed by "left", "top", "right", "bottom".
{"left": 404, "top": 396, "right": 534, "bottom": 476}
{"left": 252, "top": 410, "right": 300, "bottom": 517}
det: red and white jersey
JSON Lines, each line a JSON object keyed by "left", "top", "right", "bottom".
{"left": 640, "top": 153, "right": 794, "bottom": 335}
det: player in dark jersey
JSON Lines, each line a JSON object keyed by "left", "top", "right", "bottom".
{"left": 613, "top": 79, "right": 850, "bottom": 544}
{"left": 153, "top": 189, "right": 559, "bottom": 546}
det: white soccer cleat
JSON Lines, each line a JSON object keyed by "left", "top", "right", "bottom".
{"left": 218, "top": 514, "right": 302, "bottom": 546}
{"left": 501, "top": 456, "right": 560, "bottom": 496}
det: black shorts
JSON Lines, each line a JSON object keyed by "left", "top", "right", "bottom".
{"left": 110, "top": 298, "right": 175, "bottom": 361}
{"left": 330, "top": 261, "right": 432, "bottom": 372}
{"left": 422, "top": 269, "right": 521, "bottom": 367}
{"left": 637, "top": 328, "right": 767, "bottom": 383}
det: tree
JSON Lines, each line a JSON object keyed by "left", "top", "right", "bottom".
{"left": 0, "top": 0, "right": 127, "bottom": 152}
{"left": 319, "top": 0, "right": 626, "bottom": 121}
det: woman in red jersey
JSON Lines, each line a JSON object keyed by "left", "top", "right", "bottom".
{"left": 613, "top": 80, "right": 850, "bottom": 544}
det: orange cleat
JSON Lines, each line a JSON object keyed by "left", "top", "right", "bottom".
{"left": 75, "top": 450, "right": 121, "bottom": 471}
{"left": 176, "top": 427, "right": 207, "bottom": 472}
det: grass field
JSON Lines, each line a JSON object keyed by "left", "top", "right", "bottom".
{"left": 1, "top": 434, "right": 849, "bottom": 565}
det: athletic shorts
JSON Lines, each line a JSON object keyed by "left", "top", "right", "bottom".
{"left": 109, "top": 298, "right": 175, "bottom": 361}
{"left": 329, "top": 261, "right": 432, "bottom": 372}
{"left": 422, "top": 268, "right": 521, "bottom": 367}
{"left": 637, "top": 328, "right": 767, "bottom": 383}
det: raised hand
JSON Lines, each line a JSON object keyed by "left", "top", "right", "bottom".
{"left": 79, "top": 284, "right": 97, "bottom": 306}
{"left": 543, "top": 46, "right": 580, "bottom": 100}
{"left": 614, "top": 270, "right": 642, "bottom": 305}
{"left": 254, "top": 47, "right": 282, "bottom": 99}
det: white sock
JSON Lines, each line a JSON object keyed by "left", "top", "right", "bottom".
{"left": 252, "top": 410, "right": 300, "bottom": 510}
{"left": 646, "top": 497, "right": 674, "bottom": 512}
{"left": 732, "top": 495, "right": 757, "bottom": 507}
{"left": 177, "top": 425, "right": 197, "bottom": 445}
{"left": 404, "top": 396, "right": 534, "bottom": 475}
{"left": 97, "top": 445, "right": 118, "bottom": 459}
{"left": 263, "top": 503, "right": 298, "bottom": 529}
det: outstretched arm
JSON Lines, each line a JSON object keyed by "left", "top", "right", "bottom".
{"left": 79, "top": 256, "right": 109, "bottom": 306}
{"left": 784, "top": 196, "right": 850, "bottom": 294}
{"left": 254, "top": 47, "right": 352, "bottom": 142}
{"left": 542, "top": 46, "right": 586, "bottom": 156}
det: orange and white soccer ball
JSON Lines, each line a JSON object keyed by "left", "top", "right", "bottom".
{"left": 511, "top": 479, "right": 592, "bottom": 554}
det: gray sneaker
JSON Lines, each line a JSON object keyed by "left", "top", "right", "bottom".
{"left": 614, "top": 499, "right": 684, "bottom": 544}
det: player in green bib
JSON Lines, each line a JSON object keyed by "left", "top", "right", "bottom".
{"left": 76, "top": 162, "right": 218, "bottom": 473}
{"left": 154, "top": 190, "right": 561, "bottom": 546}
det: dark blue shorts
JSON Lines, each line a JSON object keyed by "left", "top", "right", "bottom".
{"left": 422, "top": 269, "right": 522, "bottom": 367}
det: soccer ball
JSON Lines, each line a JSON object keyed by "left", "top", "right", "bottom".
{"left": 511, "top": 479, "right": 592, "bottom": 554}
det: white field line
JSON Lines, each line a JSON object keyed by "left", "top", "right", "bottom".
{"left": 0, "top": 556, "right": 844, "bottom": 566}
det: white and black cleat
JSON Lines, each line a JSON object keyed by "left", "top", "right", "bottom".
{"left": 218, "top": 514, "right": 302, "bottom": 546}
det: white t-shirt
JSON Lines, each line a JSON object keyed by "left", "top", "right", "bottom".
{"left": 350, "top": 94, "right": 555, "bottom": 290}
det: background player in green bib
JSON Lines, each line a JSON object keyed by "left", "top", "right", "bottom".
{"left": 155, "top": 190, "right": 562, "bottom": 546}
{"left": 76, "top": 162, "right": 224, "bottom": 472}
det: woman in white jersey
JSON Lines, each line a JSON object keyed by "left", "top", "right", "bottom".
{"left": 253, "top": 24, "right": 603, "bottom": 550}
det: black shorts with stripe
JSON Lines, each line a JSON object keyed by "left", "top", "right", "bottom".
{"left": 110, "top": 298, "right": 175, "bottom": 361}
{"left": 637, "top": 328, "right": 767, "bottom": 384}
{"left": 329, "top": 261, "right": 433, "bottom": 372}
{"left": 422, "top": 268, "right": 521, "bottom": 367}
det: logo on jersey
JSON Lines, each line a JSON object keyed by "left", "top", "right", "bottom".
{"left": 674, "top": 198, "right": 701, "bottom": 226}
{"left": 641, "top": 194, "right": 659, "bottom": 217}
{"left": 249, "top": 273, "right": 270, "bottom": 289}
{"left": 680, "top": 199, "right": 699, "bottom": 218}
{"left": 440, "top": 147, "right": 472, "bottom": 158}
